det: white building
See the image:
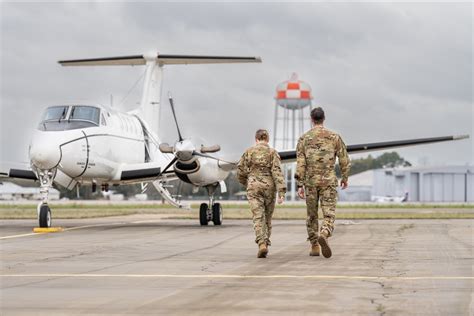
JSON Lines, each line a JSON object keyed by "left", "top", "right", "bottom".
{"left": 339, "top": 165, "right": 473, "bottom": 202}
{"left": 0, "top": 182, "right": 60, "bottom": 201}
{"left": 338, "top": 170, "right": 373, "bottom": 201}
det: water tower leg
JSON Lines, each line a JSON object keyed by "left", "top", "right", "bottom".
{"left": 273, "top": 105, "right": 278, "bottom": 148}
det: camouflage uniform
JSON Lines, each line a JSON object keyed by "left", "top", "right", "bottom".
{"left": 237, "top": 143, "right": 286, "bottom": 246}
{"left": 295, "top": 126, "right": 350, "bottom": 244}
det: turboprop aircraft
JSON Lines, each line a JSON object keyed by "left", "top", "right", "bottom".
{"left": 0, "top": 52, "right": 469, "bottom": 228}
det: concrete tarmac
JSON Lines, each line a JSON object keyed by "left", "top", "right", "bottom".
{"left": 1, "top": 216, "right": 473, "bottom": 315}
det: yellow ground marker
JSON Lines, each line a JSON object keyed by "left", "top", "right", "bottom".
{"left": 33, "top": 227, "right": 64, "bottom": 233}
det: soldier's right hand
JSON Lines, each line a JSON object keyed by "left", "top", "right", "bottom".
{"left": 340, "top": 180, "right": 348, "bottom": 190}
{"left": 297, "top": 187, "right": 305, "bottom": 199}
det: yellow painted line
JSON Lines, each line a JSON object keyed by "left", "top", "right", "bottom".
{"left": 0, "top": 274, "right": 472, "bottom": 281}
{"left": 0, "top": 222, "right": 124, "bottom": 240}
{"left": 33, "top": 227, "right": 64, "bottom": 233}
{"left": 0, "top": 232, "right": 38, "bottom": 240}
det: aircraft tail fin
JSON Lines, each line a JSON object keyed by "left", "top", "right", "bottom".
{"left": 59, "top": 52, "right": 262, "bottom": 161}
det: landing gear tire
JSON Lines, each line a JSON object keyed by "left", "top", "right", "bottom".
{"left": 212, "top": 203, "right": 223, "bottom": 226}
{"left": 39, "top": 204, "right": 52, "bottom": 228}
{"left": 199, "top": 203, "right": 209, "bottom": 226}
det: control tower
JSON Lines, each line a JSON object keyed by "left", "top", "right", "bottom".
{"left": 273, "top": 73, "right": 313, "bottom": 201}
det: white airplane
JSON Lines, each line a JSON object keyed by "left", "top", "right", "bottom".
{"left": 0, "top": 52, "right": 469, "bottom": 228}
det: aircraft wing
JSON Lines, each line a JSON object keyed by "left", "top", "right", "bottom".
{"left": 278, "top": 135, "right": 469, "bottom": 163}
{"left": 117, "top": 161, "right": 180, "bottom": 183}
{"left": 0, "top": 162, "right": 38, "bottom": 186}
{"left": 0, "top": 163, "right": 38, "bottom": 181}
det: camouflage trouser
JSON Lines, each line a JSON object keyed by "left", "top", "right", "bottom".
{"left": 305, "top": 185, "right": 338, "bottom": 244}
{"left": 247, "top": 188, "right": 276, "bottom": 246}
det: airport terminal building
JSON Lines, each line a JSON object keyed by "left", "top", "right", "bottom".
{"left": 339, "top": 165, "right": 473, "bottom": 202}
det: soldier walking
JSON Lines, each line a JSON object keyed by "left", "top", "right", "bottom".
{"left": 237, "top": 129, "right": 286, "bottom": 258}
{"left": 295, "top": 107, "right": 350, "bottom": 258}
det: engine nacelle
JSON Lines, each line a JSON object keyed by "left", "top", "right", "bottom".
{"left": 174, "top": 156, "right": 228, "bottom": 186}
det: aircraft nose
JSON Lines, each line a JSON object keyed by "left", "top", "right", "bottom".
{"left": 30, "top": 141, "right": 61, "bottom": 170}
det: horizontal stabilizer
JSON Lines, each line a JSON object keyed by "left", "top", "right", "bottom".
{"left": 279, "top": 135, "right": 470, "bottom": 162}
{"left": 59, "top": 54, "right": 262, "bottom": 66}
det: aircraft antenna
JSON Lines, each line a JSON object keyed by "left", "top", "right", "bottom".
{"left": 117, "top": 68, "right": 147, "bottom": 107}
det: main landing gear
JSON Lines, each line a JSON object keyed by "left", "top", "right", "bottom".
{"left": 199, "top": 184, "right": 223, "bottom": 226}
{"left": 37, "top": 169, "right": 55, "bottom": 228}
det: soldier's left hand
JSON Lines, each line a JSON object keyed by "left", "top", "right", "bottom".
{"left": 277, "top": 196, "right": 284, "bottom": 204}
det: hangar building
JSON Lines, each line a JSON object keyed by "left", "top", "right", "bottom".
{"left": 339, "top": 165, "right": 473, "bottom": 202}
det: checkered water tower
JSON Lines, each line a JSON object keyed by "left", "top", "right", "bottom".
{"left": 273, "top": 73, "right": 313, "bottom": 201}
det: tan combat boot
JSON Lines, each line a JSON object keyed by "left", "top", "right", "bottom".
{"left": 317, "top": 231, "right": 332, "bottom": 258}
{"left": 310, "top": 242, "right": 320, "bottom": 256}
{"left": 257, "top": 243, "right": 268, "bottom": 258}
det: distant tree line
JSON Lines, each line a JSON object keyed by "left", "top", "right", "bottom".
{"left": 336, "top": 151, "right": 411, "bottom": 177}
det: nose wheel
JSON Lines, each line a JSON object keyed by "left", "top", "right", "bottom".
{"left": 38, "top": 203, "right": 52, "bottom": 228}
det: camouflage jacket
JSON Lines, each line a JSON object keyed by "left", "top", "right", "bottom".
{"left": 295, "top": 126, "right": 351, "bottom": 187}
{"left": 237, "top": 142, "right": 286, "bottom": 198}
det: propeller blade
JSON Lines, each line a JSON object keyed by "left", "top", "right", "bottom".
{"left": 193, "top": 152, "right": 237, "bottom": 165}
{"left": 161, "top": 157, "right": 178, "bottom": 175}
{"left": 168, "top": 92, "right": 184, "bottom": 142}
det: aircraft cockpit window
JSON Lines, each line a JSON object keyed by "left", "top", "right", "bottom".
{"left": 38, "top": 105, "right": 101, "bottom": 131}
{"left": 69, "top": 106, "right": 100, "bottom": 125}
{"left": 41, "top": 106, "right": 69, "bottom": 122}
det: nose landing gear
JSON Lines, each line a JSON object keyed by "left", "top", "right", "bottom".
{"left": 36, "top": 169, "right": 56, "bottom": 228}
{"left": 199, "top": 184, "right": 223, "bottom": 226}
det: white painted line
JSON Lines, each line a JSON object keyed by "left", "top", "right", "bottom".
{"left": 1, "top": 274, "right": 472, "bottom": 281}
{"left": 0, "top": 232, "right": 38, "bottom": 240}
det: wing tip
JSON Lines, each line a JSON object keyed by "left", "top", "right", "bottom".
{"left": 453, "top": 134, "right": 470, "bottom": 140}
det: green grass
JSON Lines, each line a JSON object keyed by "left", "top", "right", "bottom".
{"left": 0, "top": 206, "right": 472, "bottom": 220}
{"left": 0, "top": 202, "right": 472, "bottom": 210}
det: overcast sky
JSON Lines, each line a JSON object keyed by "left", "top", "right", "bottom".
{"left": 1, "top": 2, "right": 472, "bottom": 167}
